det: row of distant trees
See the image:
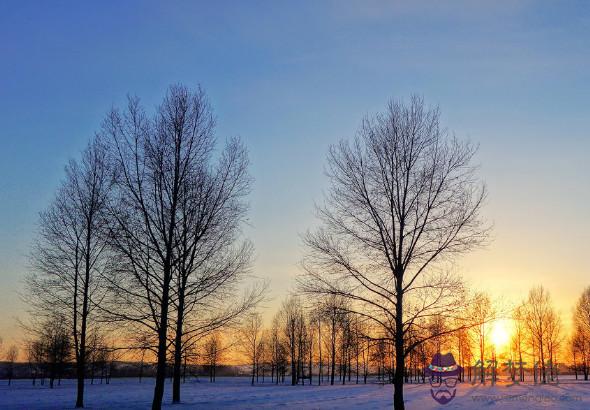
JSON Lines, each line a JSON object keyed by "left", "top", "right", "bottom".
{"left": 22, "top": 85, "right": 265, "bottom": 409}
{"left": 10, "top": 283, "right": 589, "bottom": 391}
{"left": 18, "top": 321, "right": 117, "bottom": 389}
{"left": 233, "top": 285, "right": 590, "bottom": 390}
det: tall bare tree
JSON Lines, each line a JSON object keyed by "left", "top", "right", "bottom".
{"left": 25, "top": 137, "right": 111, "bottom": 407}
{"left": 102, "top": 85, "right": 215, "bottom": 409}
{"left": 167, "top": 121, "right": 259, "bottom": 403}
{"left": 101, "top": 84, "right": 262, "bottom": 407}
{"left": 300, "top": 96, "right": 488, "bottom": 409}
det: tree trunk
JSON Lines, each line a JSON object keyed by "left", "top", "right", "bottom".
{"left": 152, "top": 265, "right": 172, "bottom": 410}
{"left": 540, "top": 339, "right": 546, "bottom": 383}
{"left": 480, "top": 339, "right": 485, "bottom": 384}
{"left": 519, "top": 348, "right": 524, "bottom": 382}
{"left": 330, "top": 322, "right": 336, "bottom": 385}
{"left": 252, "top": 347, "right": 256, "bottom": 386}
{"left": 393, "top": 290, "right": 405, "bottom": 410}
{"left": 172, "top": 284, "right": 186, "bottom": 403}
{"left": 318, "top": 320, "right": 322, "bottom": 386}
{"left": 356, "top": 343, "right": 359, "bottom": 384}
{"left": 183, "top": 354, "right": 187, "bottom": 384}
{"left": 573, "top": 350, "right": 578, "bottom": 380}
{"left": 291, "top": 343, "right": 297, "bottom": 385}
{"left": 139, "top": 351, "right": 144, "bottom": 383}
{"left": 76, "top": 232, "right": 92, "bottom": 408}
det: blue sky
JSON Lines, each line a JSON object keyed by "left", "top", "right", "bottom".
{"left": 1, "top": 1, "right": 589, "bottom": 340}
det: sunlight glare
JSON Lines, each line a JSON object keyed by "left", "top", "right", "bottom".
{"left": 490, "top": 319, "right": 510, "bottom": 351}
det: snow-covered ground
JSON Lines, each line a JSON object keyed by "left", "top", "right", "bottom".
{"left": 0, "top": 377, "right": 589, "bottom": 409}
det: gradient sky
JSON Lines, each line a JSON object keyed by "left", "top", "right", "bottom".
{"left": 1, "top": 1, "right": 589, "bottom": 343}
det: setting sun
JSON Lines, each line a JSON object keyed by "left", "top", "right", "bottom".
{"left": 490, "top": 319, "right": 511, "bottom": 351}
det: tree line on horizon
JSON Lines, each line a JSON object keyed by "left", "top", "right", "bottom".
{"left": 6, "top": 85, "right": 589, "bottom": 410}
{"left": 7, "top": 284, "right": 590, "bottom": 394}
{"left": 229, "top": 284, "right": 590, "bottom": 388}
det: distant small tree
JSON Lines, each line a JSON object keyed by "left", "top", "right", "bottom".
{"left": 572, "top": 329, "right": 589, "bottom": 380}
{"left": 545, "top": 309, "right": 562, "bottom": 381}
{"left": 240, "top": 313, "right": 263, "bottom": 385}
{"left": 87, "top": 332, "right": 111, "bottom": 385}
{"left": 6, "top": 345, "right": 19, "bottom": 386}
{"left": 31, "top": 316, "right": 72, "bottom": 388}
{"left": 134, "top": 333, "right": 152, "bottom": 384}
{"left": 280, "top": 297, "right": 306, "bottom": 386}
{"left": 27, "top": 340, "right": 45, "bottom": 385}
{"left": 572, "top": 286, "right": 590, "bottom": 380}
{"left": 469, "top": 292, "right": 494, "bottom": 384}
{"left": 318, "top": 295, "right": 346, "bottom": 386}
{"left": 26, "top": 342, "right": 37, "bottom": 385}
{"left": 270, "top": 314, "right": 287, "bottom": 384}
{"left": 202, "top": 333, "right": 224, "bottom": 382}
{"left": 256, "top": 330, "right": 272, "bottom": 383}
{"left": 525, "top": 286, "right": 553, "bottom": 384}
{"left": 511, "top": 304, "right": 526, "bottom": 382}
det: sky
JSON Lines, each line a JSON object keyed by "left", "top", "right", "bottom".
{"left": 0, "top": 0, "right": 589, "bottom": 344}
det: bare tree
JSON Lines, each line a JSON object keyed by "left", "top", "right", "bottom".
{"left": 454, "top": 324, "right": 471, "bottom": 382}
{"left": 257, "top": 330, "right": 271, "bottom": 383}
{"left": 545, "top": 308, "right": 561, "bottom": 381}
{"left": 279, "top": 297, "right": 308, "bottom": 386}
{"left": 270, "top": 314, "right": 287, "bottom": 384}
{"left": 29, "top": 315, "right": 72, "bottom": 389}
{"left": 572, "top": 287, "right": 590, "bottom": 380}
{"left": 469, "top": 292, "right": 494, "bottom": 383}
{"left": 6, "top": 345, "right": 18, "bottom": 386}
{"left": 316, "top": 295, "right": 347, "bottom": 385}
{"left": 168, "top": 132, "right": 259, "bottom": 402}
{"left": 101, "top": 85, "right": 263, "bottom": 407}
{"left": 102, "top": 85, "right": 217, "bottom": 409}
{"left": 26, "top": 342, "right": 36, "bottom": 385}
{"left": 87, "top": 331, "right": 111, "bottom": 385}
{"left": 300, "top": 96, "right": 488, "bottom": 409}
{"left": 240, "top": 312, "right": 263, "bottom": 385}
{"left": 525, "top": 286, "right": 553, "bottom": 384}
{"left": 511, "top": 303, "right": 526, "bottom": 382}
{"left": 25, "top": 137, "right": 111, "bottom": 407}
{"left": 572, "top": 328, "right": 589, "bottom": 380}
{"left": 202, "top": 333, "right": 225, "bottom": 382}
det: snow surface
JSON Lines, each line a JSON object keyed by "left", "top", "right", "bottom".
{"left": 0, "top": 377, "right": 589, "bottom": 409}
